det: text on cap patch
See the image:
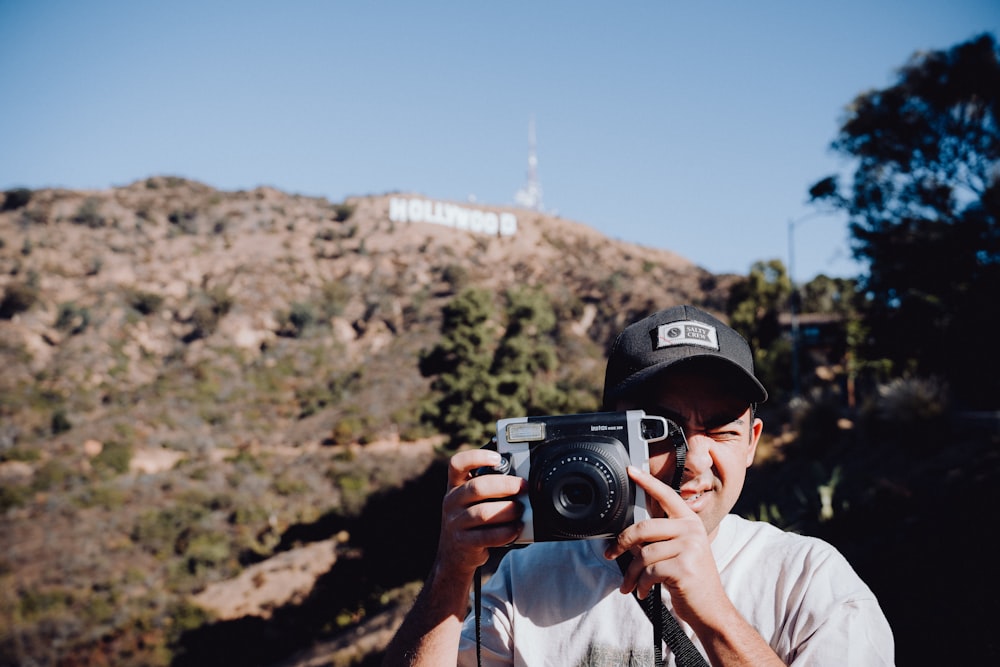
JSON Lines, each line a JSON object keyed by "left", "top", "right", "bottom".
{"left": 656, "top": 321, "right": 719, "bottom": 350}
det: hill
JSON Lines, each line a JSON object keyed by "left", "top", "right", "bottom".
{"left": 0, "top": 178, "right": 737, "bottom": 665}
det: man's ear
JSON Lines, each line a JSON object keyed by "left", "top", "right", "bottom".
{"left": 745, "top": 417, "right": 763, "bottom": 467}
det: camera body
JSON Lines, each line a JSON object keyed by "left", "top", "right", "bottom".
{"left": 480, "top": 410, "right": 673, "bottom": 543}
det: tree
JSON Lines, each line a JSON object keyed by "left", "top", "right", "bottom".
{"left": 800, "top": 275, "right": 858, "bottom": 317}
{"left": 810, "top": 33, "right": 1000, "bottom": 408}
{"left": 419, "top": 288, "right": 570, "bottom": 448}
{"left": 419, "top": 288, "right": 499, "bottom": 448}
{"left": 489, "top": 288, "right": 562, "bottom": 418}
{"left": 727, "top": 259, "right": 793, "bottom": 399}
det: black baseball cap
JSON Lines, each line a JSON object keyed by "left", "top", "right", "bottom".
{"left": 602, "top": 304, "right": 768, "bottom": 408}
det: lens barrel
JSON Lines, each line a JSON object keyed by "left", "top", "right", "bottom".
{"left": 529, "top": 438, "right": 632, "bottom": 540}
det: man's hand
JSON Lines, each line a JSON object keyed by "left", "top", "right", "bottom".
{"left": 604, "top": 466, "right": 728, "bottom": 626}
{"left": 382, "top": 449, "right": 526, "bottom": 666}
{"left": 436, "top": 449, "right": 527, "bottom": 578}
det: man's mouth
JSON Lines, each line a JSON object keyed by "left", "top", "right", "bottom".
{"left": 681, "top": 489, "right": 710, "bottom": 507}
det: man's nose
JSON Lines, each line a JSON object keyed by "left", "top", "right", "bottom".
{"left": 683, "top": 434, "right": 713, "bottom": 476}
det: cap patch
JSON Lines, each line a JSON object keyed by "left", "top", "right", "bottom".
{"left": 656, "top": 321, "right": 719, "bottom": 351}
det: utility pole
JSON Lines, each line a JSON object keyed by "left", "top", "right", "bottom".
{"left": 787, "top": 212, "right": 825, "bottom": 398}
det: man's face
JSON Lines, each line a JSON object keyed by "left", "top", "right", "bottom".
{"left": 616, "top": 367, "right": 763, "bottom": 540}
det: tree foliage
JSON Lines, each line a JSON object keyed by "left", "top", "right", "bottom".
{"left": 727, "top": 259, "right": 793, "bottom": 399}
{"left": 799, "top": 275, "right": 858, "bottom": 317}
{"left": 418, "top": 288, "right": 498, "bottom": 448}
{"left": 811, "top": 33, "right": 1000, "bottom": 408}
{"left": 489, "top": 288, "right": 562, "bottom": 418}
{"left": 419, "top": 287, "right": 568, "bottom": 449}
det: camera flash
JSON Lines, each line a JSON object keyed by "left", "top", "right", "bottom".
{"left": 506, "top": 422, "right": 546, "bottom": 442}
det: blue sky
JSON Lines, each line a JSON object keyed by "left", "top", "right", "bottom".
{"left": 1, "top": 1, "right": 996, "bottom": 282}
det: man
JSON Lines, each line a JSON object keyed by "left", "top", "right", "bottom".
{"left": 384, "top": 305, "right": 894, "bottom": 666}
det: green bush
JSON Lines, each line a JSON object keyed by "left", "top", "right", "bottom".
{"left": 77, "top": 483, "right": 127, "bottom": 510}
{"left": 72, "top": 198, "right": 106, "bottom": 228}
{"left": 184, "top": 286, "right": 234, "bottom": 341}
{"left": 167, "top": 208, "right": 199, "bottom": 235}
{"left": 333, "top": 203, "right": 356, "bottom": 222}
{"left": 791, "top": 395, "right": 843, "bottom": 453}
{"left": 0, "top": 482, "right": 31, "bottom": 511}
{"left": 331, "top": 471, "right": 370, "bottom": 517}
{"left": 50, "top": 409, "right": 72, "bottom": 435}
{"left": 132, "top": 503, "right": 208, "bottom": 558}
{"left": 860, "top": 376, "right": 950, "bottom": 448}
{"left": 330, "top": 415, "right": 366, "bottom": 445}
{"left": 31, "top": 459, "right": 76, "bottom": 492}
{"left": 127, "top": 289, "right": 164, "bottom": 316}
{"left": 318, "top": 280, "right": 351, "bottom": 319}
{"left": 54, "top": 302, "right": 90, "bottom": 335}
{"left": 17, "top": 586, "right": 76, "bottom": 622}
{"left": 165, "top": 600, "right": 213, "bottom": 645}
{"left": 182, "top": 533, "right": 232, "bottom": 575}
{"left": 0, "top": 281, "right": 39, "bottom": 319}
{"left": 0, "top": 446, "right": 41, "bottom": 463}
{"left": 93, "top": 440, "right": 132, "bottom": 474}
{"left": 278, "top": 301, "right": 316, "bottom": 338}
{"left": 2, "top": 187, "right": 31, "bottom": 211}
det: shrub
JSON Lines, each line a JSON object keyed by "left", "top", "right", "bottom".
{"left": 72, "top": 198, "right": 106, "bottom": 228}
{"left": 0, "top": 482, "right": 31, "bottom": 511}
{"left": 790, "top": 394, "right": 844, "bottom": 453}
{"left": 0, "top": 281, "right": 39, "bottom": 319}
{"left": 184, "top": 286, "right": 234, "bottom": 342}
{"left": 50, "top": 409, "right": 72, "bottom": 435}
{"left": 441, "top": 264, "right": 469, "bottom": 291}
{"left": 182, "top": 533, "right": 232, "bottom": 575}
{"left": 127, "top": 289, "right": 164, "bottom": 316}
{"left": 277, "top": 301, "right": 316, "bottom": 338}
{"left": 331, "top": 471, "right": 370, "bottom": 517}
{"left": 0, "top": 446, "right": 41, "bottom": 463}
{"left": 860, "top": 376, "right": 950, "bottom": 448}
{"left": 54, "top": 302, "right": 90, "bottom": 335}
{"left": 77, "top": 483, "right": 127, "bottom": 510}
{"left": 93, "top": 440, "right": 133, "bottom": 475}
{"left": 330, "top": 415, "right": 366, "bottom": 445}
{"left": 31, "top": 459, "right": 76, "bottom": 492}
{"left": 2, "top": 188, "right": 31, "bottom": 211}
{"left": 333, "top": 203, "right": 355, "bottom": 222}
{"left": 318, "top": 280, "right": 351, "bottom": 319}
{"left": 168, "top": 208, "right": 199, "bottom": 235}
{"left": 132, "top": 503, "right": 208, "bottom": 558}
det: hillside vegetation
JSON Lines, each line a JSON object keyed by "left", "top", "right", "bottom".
{"left": 0, "top": 178, "right": 733, "bottom": 666}
{"left": 4, "top": 179, "right": 996, "bottom": 666}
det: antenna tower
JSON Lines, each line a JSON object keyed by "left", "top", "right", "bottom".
{"left": 515, "top": 116, "right": 543, "bottom": 211}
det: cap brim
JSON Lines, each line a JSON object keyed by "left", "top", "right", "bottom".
{"left": 603, "top": 355, "right": 768, "bottom": 408}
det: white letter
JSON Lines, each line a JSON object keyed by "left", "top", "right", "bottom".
{"left": 500, "top": 213, "right": 517, "bottom": 236}
{"left": 483, "top": 212, "right": 499, "bottom": 235}
{"left": 408, "top": 199, "right": 424, "bottom": 223}
{"left": 389, "top": 198, "right": 408, "bottom": 222}
{"left": 469, "top": 210, "right": 485, "bottom": 233}
{"left": 431, "top": 201, "right": 447, "bottom": 225}
{"left": 454, "top": 206, "right": 470, "bottom": 230}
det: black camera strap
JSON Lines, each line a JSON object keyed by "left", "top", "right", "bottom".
{"left": 611, "top": 434, "right": 708, "bottom": 667}
{"left": 614, "top": 554, "right": 708, "bottom": 667}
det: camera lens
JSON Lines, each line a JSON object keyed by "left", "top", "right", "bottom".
{"left": 557, "top": 478, "right": 596, "bottom": 516}
{"left": 529, "top": 438, "right": 632, "bottom": 540}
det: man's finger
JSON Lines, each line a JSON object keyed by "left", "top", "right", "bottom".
{"left": 628, "top": 466, "right": 695, "bottom": 519}
{"left": 448, "top": 449, "right": 504, "bottom": 487}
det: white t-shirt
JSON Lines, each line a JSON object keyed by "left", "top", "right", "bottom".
{"left": 459, "top": 514, "right": 894, "bottom": 666}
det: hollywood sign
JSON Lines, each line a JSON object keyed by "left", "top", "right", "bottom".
{"left": 388, "top": 197, "right": 518, "bottom": 236}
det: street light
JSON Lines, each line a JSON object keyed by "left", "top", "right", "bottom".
{"left": 787, "top": 211, "right": 827, "bottom": 398}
